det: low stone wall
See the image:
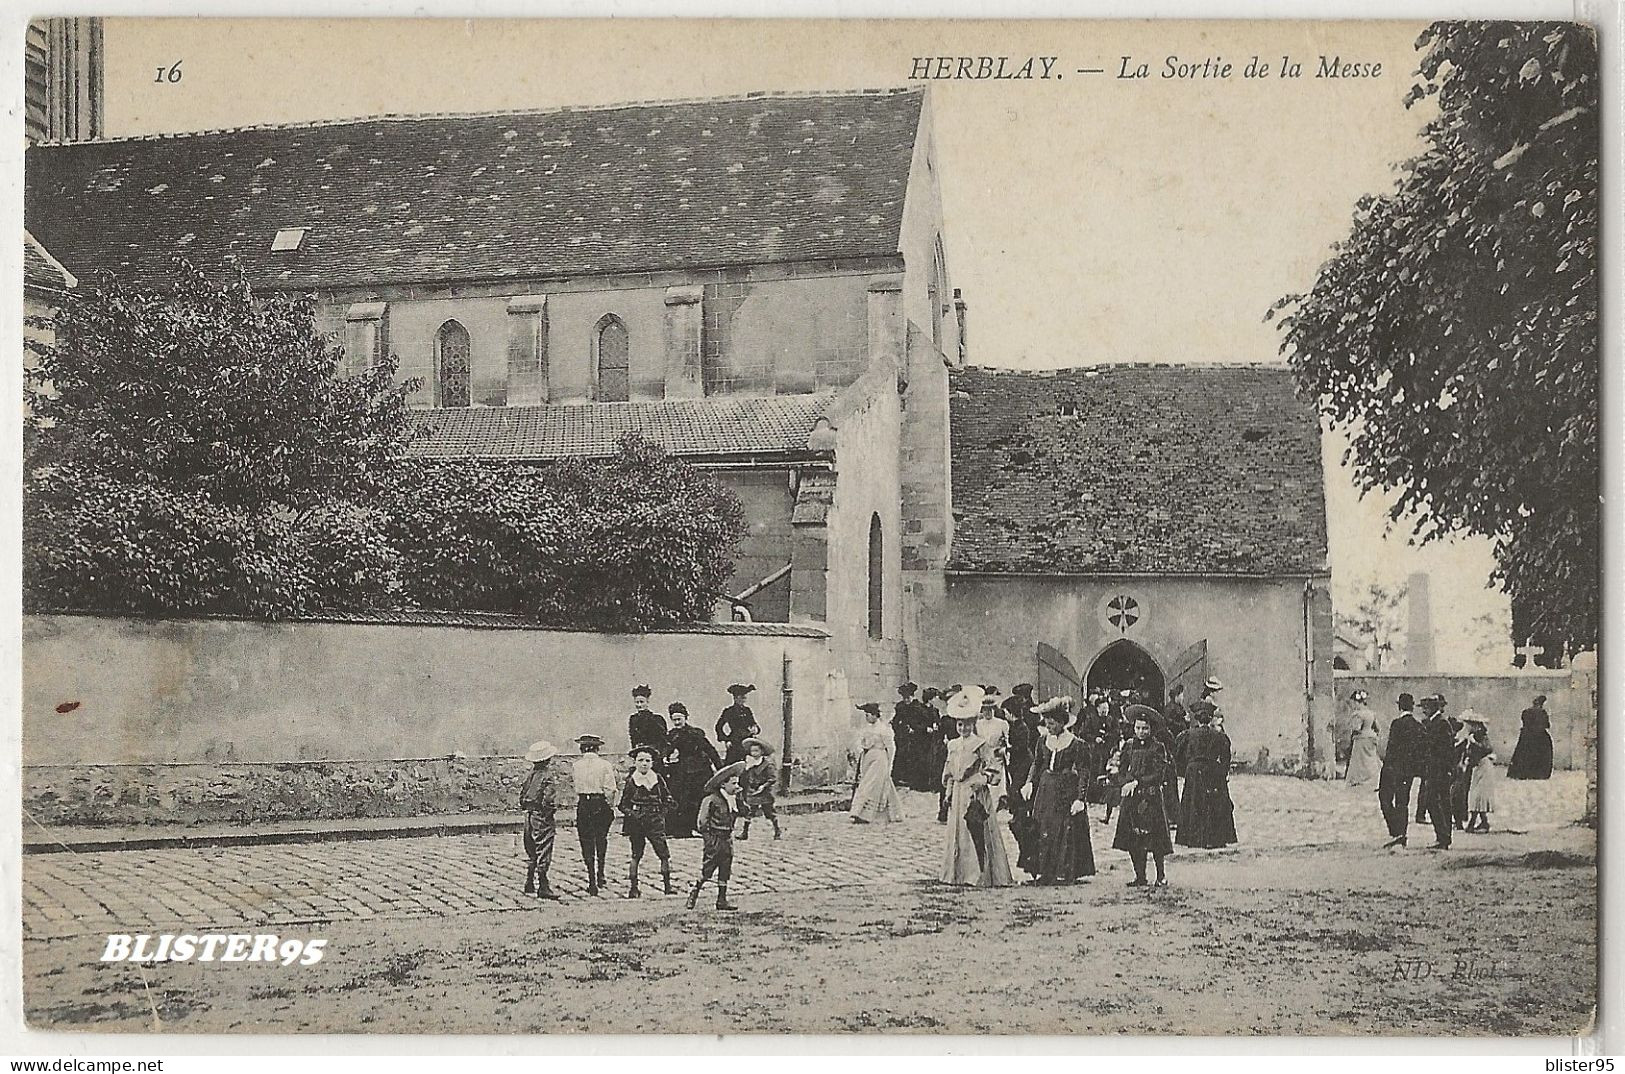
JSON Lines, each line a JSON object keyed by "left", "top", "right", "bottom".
{"left": 1333, "top": 670, "right": 1586, "bottom": 770}
{"left": 22, "top": 754, "right": 567, "bottom": 829}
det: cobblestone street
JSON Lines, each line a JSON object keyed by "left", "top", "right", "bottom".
{"left": 22, "top": 773, "right": 1586, "bottom": 941}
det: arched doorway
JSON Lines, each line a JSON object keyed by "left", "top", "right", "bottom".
{"left": 1085, "top": 639, "right": 1165, "bottom": 704}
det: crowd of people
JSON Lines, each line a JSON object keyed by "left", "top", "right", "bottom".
{"left": 514, "top": 677, "right": 1246, "bottom": 906}
{"left": 1364, "top": 690, "right": 1554, "bottom": 849}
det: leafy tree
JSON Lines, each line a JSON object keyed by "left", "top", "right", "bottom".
{"left": 389, "top": 436, "right": 747, "bottom": 630}
{"left": 1335, "top": 579, "right": 1409, "bottom": 671}
{"left": 1271, "top": 22, "right": 1598, "bottom": 656}
{"left": 24, "top": 261, "right": 417, "bottom": 618}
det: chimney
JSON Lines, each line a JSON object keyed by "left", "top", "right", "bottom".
{"left": 953, "top": 288, "right": 968, "bottom": 367}
{"left": 1405, "top": 571, "right": 1436, "bottom": 673}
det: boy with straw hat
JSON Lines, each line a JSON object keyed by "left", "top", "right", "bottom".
{"left": 519, "top": 740, "right": 562, "bottom": 900}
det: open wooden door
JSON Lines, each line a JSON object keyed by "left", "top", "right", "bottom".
{"left": 1036, "top": 643, "right": 1081, "bottom": 703}
{"left": 1167, "top": 639, "right": 1208, "bottom": 702}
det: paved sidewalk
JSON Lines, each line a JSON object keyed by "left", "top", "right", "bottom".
{"left": 21, "top": 772, "right": 1586, "bottom": 941}
{"left": 21, "top": 789, "right": 853, "bottom": 855}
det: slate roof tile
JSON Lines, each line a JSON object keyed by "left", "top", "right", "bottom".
{"left": 25, "top": 88, "right": 923, "bottom": 289}
{"left": 948, "top": 364, "right": 1328, "bottom": 576}
{"left": 406, "top": 393, "right": 835, "bottom": 460}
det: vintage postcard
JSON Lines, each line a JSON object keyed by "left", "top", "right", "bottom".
{"left": 15, "top": 16, "right": 1600, "bottom": 1038}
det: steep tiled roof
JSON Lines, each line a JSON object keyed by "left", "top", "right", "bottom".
{"left": 948, "top": 364, "right": 1327, "bottom": 575}
{"left": 23, "top": 231, "right": 76, "bottom": 293}
{"left": 25, "top": 88, "right": 923, "bottom": 289}
{"left": 407, "top": 393, "right": 836, "bottom": 460}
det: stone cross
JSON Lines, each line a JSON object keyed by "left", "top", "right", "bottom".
{"left": 1516, "top": 638, "right": 1546, "bottom": 666}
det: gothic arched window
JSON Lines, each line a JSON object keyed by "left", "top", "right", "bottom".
{"left": 435, "top": 320, "right": 471, "bottom": 408}
{"left": 867, "top": 513, "right": 884, "bottom": 639}
{"left": 594, "top": 315, "right": 630, "bottom": 402}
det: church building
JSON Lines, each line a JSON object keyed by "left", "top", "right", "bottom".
{"left": 26, "top": 85, "right": 1335, "bottom": 772}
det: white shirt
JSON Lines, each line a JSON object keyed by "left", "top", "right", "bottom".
{"left": 572, "top": 753, "right": 618, "bottom": 797}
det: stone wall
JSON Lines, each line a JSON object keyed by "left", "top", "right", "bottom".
{"left": 1333, "top": 670, "right": 1588, "bottom": 771}
{"left": 312, "top": 258, "right": 894, "bottom": 405}
{"left": 22, "top": 615, "right": 858, "bottom": 826}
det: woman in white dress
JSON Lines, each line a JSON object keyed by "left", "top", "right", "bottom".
{"left": 849, "top": 702, "right": 904, "bottom": 824}
{"left": 939, "top": 686, "right": 1016, "bottom": 887}
{"left": 1344, "top": 689, "right": 1382, "bottom": 789}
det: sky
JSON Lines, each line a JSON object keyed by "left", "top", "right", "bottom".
{"left": 95, "top": 17, "right": 1515, "bottom": 669}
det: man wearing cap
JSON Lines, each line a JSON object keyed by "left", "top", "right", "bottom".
{"left": 627, "top": 685, "right": 668, "bottom": 772}
{"left": 573, "top": 734, "right": 618, "bottom": 895}
{"left": 688, "top": 761, "right": 747, "bottom": 911}
{"left": 1378, "top": 693, "right": 1425, "bottom": 847}
{"left": 716, "top": 684, "right": 761, "bottom": 767}
{"left": 665, "top": 703, "right": 722, "bottom": 839}
{"left": 519, "top": 740, "right": 562, "bottom": 900}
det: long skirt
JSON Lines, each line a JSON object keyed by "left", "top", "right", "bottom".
{"left": 1112, "top": 785, "right": 1174, "bottom": 857}
{"left": 1468, "top": 758, "right": 1498, "bottom": 813}
{"left": 667, "top": 768, "right": 710, "bottom": 837}
{"left": 1176, "top": 761, "right": 1237, "bottom": 848}
{"left": 1508, "top": 730, "right": 1554, "bottom": 780}
{"left": 940, "top": 780, "right": 1015, "bottom": 887}
{"left": 1030, "top": 770, "right": 1095, "bottom": 880}
{"left": 1345, "top": 734, "right": 1380, "bottom": 788}
{"left": 851, "top": 746, "right": 904, "bottom": 823}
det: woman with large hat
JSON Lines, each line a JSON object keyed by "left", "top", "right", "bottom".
{"left": 938, "top": 686, "right": 1015, "bottom": 887}
{"left": 716, "top": 684, "right": 761, "bottom": 766}
{"left": 1021, "top": 697, "right": 1096, "bottom": 883}
{"left": 850, "top": 703, "right": 904, "bottom": 824}
{"left": 1344, "top": 689, "right": 1382, "bottom": 789}
{"left": 1113, "top": 706, "right": 1176, "bottom": 886}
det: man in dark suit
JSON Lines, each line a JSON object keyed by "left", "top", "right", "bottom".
{"left": 1420, "top": 699, "right": 1457, "bottom": 848}
{"left": 1379, "top": 693, "right": 1425, "bottom": 847}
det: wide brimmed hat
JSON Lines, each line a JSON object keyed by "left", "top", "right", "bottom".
{"left": 632, "top": 684, "right": 652, "bottom": 698}
{"left": 629, "top": 744, "right": 660, "bottom": 760}
{"left": 576, "top": 733, "right": 604, "bottom": 750}
{"left": 1033, "top": 696, "right": 1074, "bottom": 727}
{"left": 1012, "top": 683, "right": 1035, "bottom": 696}
{"left": 524, "top": 740, "right": 558, "bottom": 763}
{"left": 1458, "top": 709, "right": 1486, "bottom": 725}
{"left": 741, "top": 736, "right": 775, "bottom": 756}
{"left": 1204, "top": 677, "right": 1224, "bottom": 692}
{"left": 898, "top": 682, "right": 919, "bottom": 697}
{"left": 705, "top": 761, "right": 747, "bottom": 792}
{"left": 1125, "top": 704, "right": 1162, "bottom": 725}
{"left": 855, "top": 702, "right": 882, "bottom": 717}
{"left": 728, "top": 683, "right": 757, "bottom": 696}
{"left": 945, "top": 685, "right": 986, "bottom": 722}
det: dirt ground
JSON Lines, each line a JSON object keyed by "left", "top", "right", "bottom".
{"left": 23, "top": 825, "right": 1595, "bottom": 1037}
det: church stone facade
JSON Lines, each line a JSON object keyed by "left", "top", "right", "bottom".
{"left": 26, "top": 85, "right": 1334, "bottom": 770}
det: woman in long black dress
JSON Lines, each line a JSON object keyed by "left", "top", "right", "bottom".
{"left": 1113, "top": 707, "right": 1175, "bottom": 887}
{"left": 664, "top": 703, "right": 722, "bottom": 837}
{"left": 1508, "top": 695, "right": 1554, "bottom": 780}
{"left": 1176, "top": 702, "right": 1237, "bottom": 848}
{"left": 1022, "top": 697, "right": 1095, "bottom": 883}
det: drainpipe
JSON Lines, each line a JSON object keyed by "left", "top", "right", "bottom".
{"left": 1303, "top": 579, "right": 1317, "bottom": 776}
{"left": 778, "top": 652, "right": 794, "bottom": 796}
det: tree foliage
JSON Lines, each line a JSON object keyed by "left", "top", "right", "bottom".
{"left": 1334, "top": 579, "right": 1409, "bottom": 671}
{"left": 24, "top": 261, "right": 416, "bottom": 618}
{"left": 1270, "top": 22, "right": 1598, "bottom": 655}
{"left": 24, "top": 263, "right": 747, "bottom": 629}
{"left": 389, "top": 439, "right": 746, "bottom": 630}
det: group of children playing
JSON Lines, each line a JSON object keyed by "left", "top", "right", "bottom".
{"left": 517, "top": 731, "right": 781, "bottom": 910}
